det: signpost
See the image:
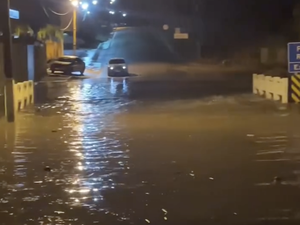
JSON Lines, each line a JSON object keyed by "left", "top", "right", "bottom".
{"left": 174, "top": 33, "right": 188, "bottom": 39}
{"left": 288, "top": 42, "right": 300, "bottom": 73}
{"left": 2, "top": 2, "right": 19, "bottom": 122}
{"left": 9, "top": 9, "right": 19, "bottom": 19}
{"left": 288, "top": 42, "right": 300, "bottom": 103}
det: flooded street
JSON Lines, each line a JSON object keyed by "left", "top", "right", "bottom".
{"left": 1, "top": 76, "right": 300, "bottom": 225}
{"left": 0, "top": 27, "right": 300, "bottom": 224}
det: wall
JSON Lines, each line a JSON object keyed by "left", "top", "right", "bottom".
{"left": 260, "top": 47, "right": 287, "bottom": 65}
{"left": 0, "top": 42, "right": 47, "bottom": 118}
{"left": 34, "top": 44, "right": 47, "bottom": 82}
{"left": 12, "top": 43, "right": 28, "bottom": 82}
{"left": 0, "top": 45, "right": 4, "bottom": 118}
{"left": 45, "top": 41, "right": 63, "bottom": 60}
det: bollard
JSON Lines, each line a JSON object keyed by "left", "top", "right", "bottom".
{"left": 290, "top": 74, "right": 300, "bottom": 103}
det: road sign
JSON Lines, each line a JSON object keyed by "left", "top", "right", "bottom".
{"left": 174, "top": 33, "right": 188, "bottom": 39}
{"left": 9, "top": 9, "right": 19, "bottom": 19}
{"left": 288, "top": 42, "right": 300, "bottom": 73}
{"left": 175, "top": 28, "right": 180, "bottom": 33}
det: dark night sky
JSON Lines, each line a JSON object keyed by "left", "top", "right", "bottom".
{"left": 6, "top": 0, "right": 299, "bottom": 42}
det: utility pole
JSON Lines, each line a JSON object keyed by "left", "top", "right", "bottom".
{"left": 193, "top": 0, "right": 202, "bottom": 58}
{"left": 73, "top": 7, "right": 77, "bottom": 54}
{"left": 2, "top": 0, "right": 15, "bottom": 122}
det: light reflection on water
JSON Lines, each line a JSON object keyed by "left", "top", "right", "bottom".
{"left": 64, "top": 81, "right": 129, "bottom": 210}
{"left": 2, "top": 80, "right": 300, "bottom": 224}
{"left": 0, "top": 81, "right": 132, "bottom": 224}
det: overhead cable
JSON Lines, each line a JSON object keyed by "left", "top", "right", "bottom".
{"left": 48, "top": 8, "right": 72, "bottom": 16}
{"left": 61, "top": 17, "right": 73, "bottom": 31}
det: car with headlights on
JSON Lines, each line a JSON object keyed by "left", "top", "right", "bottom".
{"left": 107, "top": 58, "right": 128, "bottom": 77}
{"left": 50, "top": 56, "right": 85, "bottom": 75}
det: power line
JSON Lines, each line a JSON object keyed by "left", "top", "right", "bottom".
{"left": 61, "top": 17, "right": 73, "bottom": 30}
{"left": 40, "top": 4, "right": 50, "bottom": 18}
{"left": 40, "top": 0, "right": 70, "bottom": 6}
{"left": 48, "top": 8, "right": 72, "bottom": 16}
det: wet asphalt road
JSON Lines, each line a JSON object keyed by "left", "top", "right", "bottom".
{"left": 1, "top": 28, "right": 300, "bottom": 225}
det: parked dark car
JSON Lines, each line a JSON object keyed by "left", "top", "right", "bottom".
{"left": 50, "top": 56, "right": 85, "bottom": 75}
{"left": 107, "top": 58, "right": 128, "bottom": 77}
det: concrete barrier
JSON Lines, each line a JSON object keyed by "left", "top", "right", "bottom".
{"left": 14, "top": 80, "right": 34, "bottom": 111}
{"left": 253, "top": 74, "right": 288, "bottom": 103}
{"left": 291, "top": 74, "right": 300, "bottom": 103}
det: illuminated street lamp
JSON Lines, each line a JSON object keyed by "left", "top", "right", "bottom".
{"left": 81, "top": 2, "right": 89, "bottom": 10}
{"left": 109, "top": 11, "right": 115, "bottom": 14}
{"left": 92, "top": 0, "right": 97, "bottom": 5}
{"left": 71, "top": 0, "right": 79, "bottom": 7}
{"left": 122, "top": 13, "right": 126, "bottom": 17}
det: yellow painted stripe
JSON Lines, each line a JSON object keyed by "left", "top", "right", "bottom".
{"left": 292, "top": 85, "right": 300, "bottom": 97}
{"left": 296, "top": 74, "right": 300, "bottom": 79}
{"left": 292, "top": 76, "right": 300, "bottom": 88}
{"left": 292, "top": 93, "right": 300, "bottom": 103}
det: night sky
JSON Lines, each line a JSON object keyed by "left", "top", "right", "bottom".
{"left": 7, "top": 0, "right": 299, "bottom": 42}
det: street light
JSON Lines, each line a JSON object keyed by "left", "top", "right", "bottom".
{"left": 71, "top": 0, "right": 79, "bottom": 7}
{"left": 92, "top": 0, "right": 97, "bottom": 5}
{"left": 81, "top": 2, "right": 89, "bottom": 10}
{"left": 122, "top": 13, "right": 126, "bottom": 17}
{"left": 109, "top": 11, "right": 115, "bottom": 14}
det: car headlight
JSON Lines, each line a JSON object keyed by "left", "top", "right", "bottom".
{"left": 122, "top": 66, "right": 126, "bottom": 69}
{"left": 110, "top": 67, "right": 114, "bottom": 70}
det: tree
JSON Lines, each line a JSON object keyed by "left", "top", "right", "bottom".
{"left": 14, "top": 24, "right": 34, "bottom": 37}
{"left": 37, "top": 25, "right": 63, "bottom": 42}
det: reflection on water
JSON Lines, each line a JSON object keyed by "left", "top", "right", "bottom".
{"left": 110, "top": 78, "right": 128, "bottom": 95}
{"left": 0, "top": 81, "right": 132, "bottom": 224}
{"left": 63, "top": 81, "right": 130, "bottom": 213}
{"left": 2, "top": 79, "right": 300, "bottom": 224}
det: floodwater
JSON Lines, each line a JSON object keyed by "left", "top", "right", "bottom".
{"left": 1, "top": 76, "right": 300, "bottom": 225}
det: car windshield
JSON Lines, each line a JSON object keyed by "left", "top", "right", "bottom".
{"left": 109, "top": 59, "right": 125, "bottom": 64}
{"left": 57, "top": 57, "right": 75, "bottom": 62}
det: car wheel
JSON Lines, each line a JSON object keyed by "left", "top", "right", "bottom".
{"left": 51, "top": 70, "right": 54, "bottom": 74}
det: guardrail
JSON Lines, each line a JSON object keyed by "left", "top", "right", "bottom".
{"left": 14, "top": 80, "right": 34, "bottom": 111}
{"left": 253, "top": 74, "right": 288, "bottom": 103}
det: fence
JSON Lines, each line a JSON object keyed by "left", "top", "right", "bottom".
{"left": 13, "top": 80, "right": 34, "bottom": 112}
{"left": 253, "top": 74, "right": 288, "bottom": 103}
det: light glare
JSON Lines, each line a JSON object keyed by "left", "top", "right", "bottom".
{"left": 81, "top": 2, "right": 89, "bottom": 10}
{"left": 71, "top": 0, "right": 79, "bottom": 7}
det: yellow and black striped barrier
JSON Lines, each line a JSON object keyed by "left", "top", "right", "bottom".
{"left": 290, "top": 74, "right": 300, "bottom": 103}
